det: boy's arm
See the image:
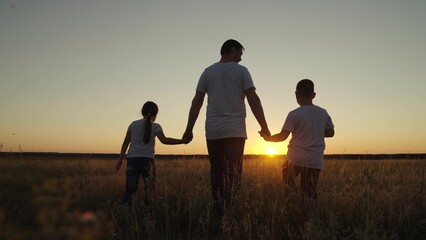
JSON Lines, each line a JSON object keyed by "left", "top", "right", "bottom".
{"left": 116, "top": 130, "right": 131, "bottom": 171}
{"left": 261, "top": 129, "right": 290, "bottom": 142}
{"left": 157, "top": 130, "right": 188, "bottom": 145}
{"left": 325, "top": 128, "right": 335, "bottom": 138}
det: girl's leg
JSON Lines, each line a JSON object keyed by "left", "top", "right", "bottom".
{"left": 120, "top": 158, "right": 141, "bottom": 205}
{"left": 141, "top": 158, "right": 156, "bottom": 205}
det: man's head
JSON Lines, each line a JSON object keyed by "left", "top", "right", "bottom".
{"left": 220, "top": 39, "right": 244, "bottom": 62}
{"left": 296, "top": 79, "right": 316, "bottom": 104}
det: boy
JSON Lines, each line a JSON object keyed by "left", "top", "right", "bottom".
{"left": 260, "top": 79, "right": 334, "bottom": 199}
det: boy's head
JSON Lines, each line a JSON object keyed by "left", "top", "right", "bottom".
{"left": 295, "top": 79, "right": 316, "bottom": 104}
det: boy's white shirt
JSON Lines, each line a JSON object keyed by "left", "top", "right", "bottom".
{"left": 283, "top": 105, "right": 334, "bottom": 169}
{"left": 127, "top": 119, "right": 163, "bottom": 158}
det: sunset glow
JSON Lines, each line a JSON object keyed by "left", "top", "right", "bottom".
{"left": 0, "top": 1, "right": 425, "bottom": 154}
{"left": 266, "top": 147, "right": 278, "bottom": 156}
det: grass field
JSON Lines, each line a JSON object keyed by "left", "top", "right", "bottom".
{"left": 0, "top": 156, "right": 424, "bottom": 239}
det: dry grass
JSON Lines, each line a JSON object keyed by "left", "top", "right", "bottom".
{"left": 0, "top": 156, "right": 424, "bottom": 239}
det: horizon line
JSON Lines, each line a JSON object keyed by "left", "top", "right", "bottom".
{"left": 1, "top": 151, "right": 425, "bottom": 160}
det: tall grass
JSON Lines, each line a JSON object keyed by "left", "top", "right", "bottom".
{"left": 0, "top": 156, "right": 424, "bottom": 239}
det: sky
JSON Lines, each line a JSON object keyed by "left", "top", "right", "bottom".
{"left": 1, "top": 0, "right": 425, "bottom": 155}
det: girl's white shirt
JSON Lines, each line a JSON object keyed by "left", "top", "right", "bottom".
{"left": 127, "top": 119, "right": 163, "bottom": 158}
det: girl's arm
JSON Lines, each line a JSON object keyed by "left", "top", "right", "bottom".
{"left": 157, "top": 130, "right": 188, "bottom": 145}
{"left": 116, "top": 130, "right": 131, "bottom": 171}
{"left": 260, "top": 129, "right": 290, "bottom": 142}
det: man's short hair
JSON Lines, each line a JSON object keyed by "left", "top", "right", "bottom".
{"left": 296, "top": 79, "right": 315, "bottom": 98}
{"left": 220, "top": 39, "right": 244, "bottom": 55}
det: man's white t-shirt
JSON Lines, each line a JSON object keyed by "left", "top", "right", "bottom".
{"left": 196, "top": 62, "right": 255, "bottom": 140}
{"left": 126, "top": 119, "right": 163, "bottom": 158}
{"left": 283, "top": 105, "right": 334, "bottom": 169}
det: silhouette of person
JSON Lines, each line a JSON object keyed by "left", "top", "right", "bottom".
{"left": 260, "top": 79, "right": 334, "bottom": 199}
{"left": 117, "top": 101, "right": 190, "bottom": 206}
{"left": 183, "top": 39, "right": 270, "bottom": 213}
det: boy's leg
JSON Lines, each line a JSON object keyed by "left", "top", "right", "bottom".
{"left": 300, "top": 167, "right": 321, "bottom": 199}
{"left": 282, "top": 160, "right": 298, "bottom": 194}
{"left": 207, "top": 139, "right": 226, "bottom": 212}
{"left": 120, "top": 158, "right": 141, "bottom": 205}
{"left": 223, "top": 138, "right": 245, "bottom": 208}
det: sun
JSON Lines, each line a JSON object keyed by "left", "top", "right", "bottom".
{"left": 248, "top": 140, "right": 285, "bottom": 155}
{"left": 266, "top": 147, "right": 278, "bottom": 156}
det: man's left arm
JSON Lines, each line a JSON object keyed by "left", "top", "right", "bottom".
{"left": 325, "top": 115, "right": 334, "bottom": 137}
{"left": 325, "top": 129, "right": 335, "bottom": 137}
{"left": 246, "top": 87, "right": 270, "bottom": 136}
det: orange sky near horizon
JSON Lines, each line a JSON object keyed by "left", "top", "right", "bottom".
{"left": 1, "top": 1, "right": 425, "bottom": 155}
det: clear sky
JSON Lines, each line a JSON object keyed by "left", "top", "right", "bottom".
{"left": 1, "top": 0, "right": 425, "bottom": 155}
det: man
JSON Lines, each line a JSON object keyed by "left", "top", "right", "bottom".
{"left": 183, "top": 39, "right": 270, "bottom": 212}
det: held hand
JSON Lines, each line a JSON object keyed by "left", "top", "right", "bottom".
{"left": 258, "top": 128, "right": 271, "bottom": 141}
{"left": 258, "top": 131, "right": 267, "bottom": 141}
{"left": 182, "top": 136, "right": 192, "bottom": 144}
{"left": 116, "top": 158, "right": 123, "bottom": 171}
{"left": 182, "top": 131, "right": 193, "bottom": 142}
{"left": 259, "top": 128, "right": 271, "bottom": 137}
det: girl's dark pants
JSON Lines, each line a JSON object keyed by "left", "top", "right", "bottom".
{"left": 120, "top": 157, "right": 155, "bottom": 205}
{"left": 206, "top": 137, "right": 245, "bottom": 210}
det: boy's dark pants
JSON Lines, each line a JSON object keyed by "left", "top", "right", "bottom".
{"left": 282, "top": 160, "right": 321, "bottom": 199}
{"left": 207, "top": 138, "right": 245, "bottom": 210}
{"left": 120, "top": 157, "right": 155, "bottom": 205}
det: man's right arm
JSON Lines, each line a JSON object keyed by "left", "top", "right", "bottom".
{"left": 183, "top": 91, "right": 205, "bottom": 141}
{"left": 245, "top": 87, "right": 270, "bottom": 136}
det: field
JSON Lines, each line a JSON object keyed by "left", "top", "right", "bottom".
{"left": 0, "top": 156, "right": 424, "bottom": 240}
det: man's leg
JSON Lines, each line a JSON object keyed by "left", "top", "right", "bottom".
{"left": 223, "top": 138, "right": 245, "bottom": 207}
{"left": 207, "top": 139, "right": 226, "bottom": 210}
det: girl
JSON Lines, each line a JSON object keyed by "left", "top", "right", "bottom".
{"left": 116, "top": 101, "right": 189, "bottom": 206}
